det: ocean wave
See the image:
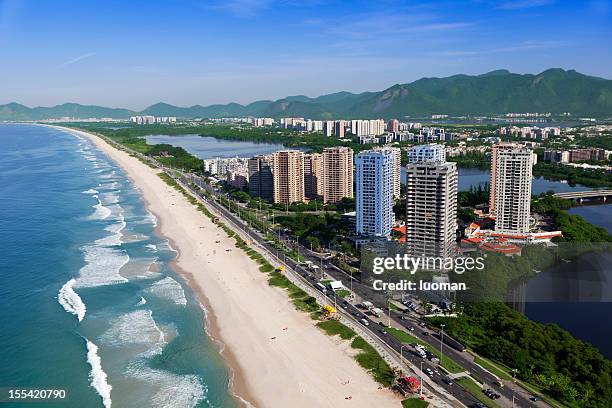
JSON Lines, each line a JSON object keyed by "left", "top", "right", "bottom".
{"left": 82, "top": 188, "right": 99, "bottom": 195}
{"left": 90, "top": 195, "right": 112, "bottom": 220}
{"left": 125, "top": 362, "right": 206, "bottom": 408}
{"left": 58, "top": 279, "right": 86, "bottom": 322}
{"left": 145, "top": 244, "right": 158, "bottom": 252}
{"left": 100, "top": 310, "right": 165, "bottom": 349}
{"left": 100, "top": 191, "right": 120, "bottom": 205}
{"left": 136, "top": 296, "right": 147, "bottom": 306}
{"left": 95, "top": 215, "right": 126, "bottom": 247}
{"left": 74, "top": 245, "right": 129, "bottom": 288}
{"left": 145, "top": 277, "right": 187, "bottom": 306}
{"left": 85, "top": 339, "right": 113, "bottom": 408}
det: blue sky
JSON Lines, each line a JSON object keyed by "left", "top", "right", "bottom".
{"left": 1, "top": 0, "right": 611, "bottom": 109}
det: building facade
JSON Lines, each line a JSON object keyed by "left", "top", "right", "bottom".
{"left": 407, "top": 144, "right": 446, "bottom": 164}
{"left": 489, "top": 143, "right": 534, "bottom": 234}
{"left": 322, "top": 146, "right": 354, "bottom": 204}
{"left": 405, "top": 161, "right": 458, "bottom": 258}
{"left": 304, "top": 153, "right": 323, "bottom": 199}
{"left": 248, "top": 155, "right": 274, "bottom": 201}
{"left": 273, "top": 150, "right": 305, "bottom": 204}
{"left": 356, "top": 149, "right": 395, "bottom": 237}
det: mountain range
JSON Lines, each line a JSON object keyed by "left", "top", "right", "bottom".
{"left": 2, "top": 69, "right": 611, "bottom": 121}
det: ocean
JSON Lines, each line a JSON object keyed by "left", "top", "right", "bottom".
{"left": 0, "top": 124, "right": 236, "bottom": 408}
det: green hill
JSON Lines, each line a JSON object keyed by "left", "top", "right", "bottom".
{"left": 2, "top": 69, "right": 611, "bottom": 120}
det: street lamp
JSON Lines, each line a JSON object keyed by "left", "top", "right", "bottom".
{"left": 419, "top": 361, "right": 424, "bottom": 397}
{"left": 400, "top": 345, "right": 407, "bottom": 371}
{"left": 439, "top": 324, "right": 445, "bottom": 368}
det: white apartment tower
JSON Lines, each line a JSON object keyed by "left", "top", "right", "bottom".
{"left": 407, "top": 144, "right": 446, "bottom": 164}
{"left": 405, "top": 145, "right": 457, "bottom": 259}
{"left": 356, "top": 149, "right": 395, "bottom": 237}
{"left": 489, "top": 143, "right": 534, "bottom": 234}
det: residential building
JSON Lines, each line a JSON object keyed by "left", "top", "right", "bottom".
{"left": 334, "top": 120, "right": 346, "bottom": 138}
{"left": 387, "top": 119, "right": 399, "bottom": 134}
{"left": 356, "top": 149, "right": 395, "bottom": 237}
{"left": 323, "top": 121, "right": 334, "bottom": 137}
{"left": 273, "top": 150, "right": 305, "bottom": 204}
{"left": 407, "top": 144, "right": 446, "bottom": 164}
{"left": 489, "top": 143, "right": 533, "bottom": 234}
{"left": 304, "top": 153, "right": 323, "bottom": 199}
{"left": 322, "top": 146, "right": 354, "bottom": 204}
{"left": 374, "top": 146, "right": 401, "bottom": 199}
{"left": 248, "top": 155, "right": 274, "bottom": 201}
{"left": 405, "top": 161, "right": 457, "bottom": 259}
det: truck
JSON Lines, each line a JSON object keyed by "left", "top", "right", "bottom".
{"left": 315, "top": 283, "right": 327, "bottom": 294}
{"left": 370, "top": 307, "right": 384, "bottom": 318}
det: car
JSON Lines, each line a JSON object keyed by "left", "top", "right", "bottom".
{"left": 442, "top": 377, "right": 453, "bottom": 385}
{"left": 378, "top": 328, "right": 387, "bottom": 335}
{"left": 352, "top": 311, "right": 361, "bottom": 318}
{"left": 360, "top": 318, "right": 369, "bottom": 326}
{"left": 408, "top": 326, "right": 415, "bottom": 331}
{"left": 419, "top": 322, "right": 426, "bottom": 327}
{"left": 341, "top": 301, "right": 348, "bottom": 309}
{"left": 422, "top": 331, "right": 429, "bottom": 336}
{"left": 493, "top": 380, "right": 504, "bottom": 388}
{"left": 471, "top": 403, "right": 486, "bottom": 408}
{"left": 529, "top": 396, "right": 541, "bottom": 402}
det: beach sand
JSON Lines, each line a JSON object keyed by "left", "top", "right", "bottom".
{"left": 66, "top": 127, "right": 401, "bottom": 408}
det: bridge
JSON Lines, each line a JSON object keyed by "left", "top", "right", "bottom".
{"left": 553, "top": 190, "right": 612, "bottom": 202}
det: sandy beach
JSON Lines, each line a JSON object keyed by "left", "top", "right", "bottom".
{"left": 64, "top": 127, "right": 401, "bottom": 408}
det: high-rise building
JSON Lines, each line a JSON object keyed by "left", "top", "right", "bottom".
{"left": 334, "top": 120, "right": 345, "bottom": 138}
{"left": 405, "top": 161, "right": 457, "bottom": 259}
{"left": 323, "top": 121, "right": 334, "bottom": 137}
{"left": 273, "top": 150, "right": 305, "bottom": 204}
{"left": 322, "top": 146, "right": 354, "bottom": 204}
{"left": 248, "top": 155, "right": 274, "bottom": 201}
{"left": 374, "top": 146, "right": 401, "bottom": 199}
{"left": 356, "top": 149, "right": 395, "bottom": 237}
{"left": 387, "top": 119, "right": 399, "bottom": 133}
{"left": 407, "top": 144, "right": 446, "bottom": 163}
{"left": 489, "top": 143, "right": 534, "bottom": 234}
{"left": 304, "top": 153, "right": 323, "bottom": 199}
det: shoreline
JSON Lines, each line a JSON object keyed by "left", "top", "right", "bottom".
{"left": 59, "top": 126, "right": 401, "bottom": 408}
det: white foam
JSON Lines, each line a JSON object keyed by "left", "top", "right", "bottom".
{"left": 146, "top": 277, "right": 187, "bottom": 306}
{"left": 100, "top": 191, "right": 120, "bottom": 205}
{"left": 90, "top": 196, "right": 112, "bottom": 220}
{"left": 74, "top": 245, "right": 129, "bottom": 288}
{"left": 95, "top": 215, "right": 126, "bottom": 247}
{"left": 100, "top": 310, "right": 165, "bottom": 349}
{"left": 145, "top": 244, "right": 158, "bottom": 252}
{"left": 85, "top": 339, "right": 113, "bottom": 408}
{"left": 82, "top": 189, "right": 99, "bottom": 195}
{"left": 136, "top": 296, "right": 147, "bottom": 306}
{"left": 125, "top": 362, "right": 205, "bottom": 408}
{"left": 58, "top": 279, "right": 86, "bottom": 322}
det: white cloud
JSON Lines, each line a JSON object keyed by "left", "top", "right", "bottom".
{"left": 498, "top": 0, "right": 555, "bottom": 10}
{"left": 56, "top": 52, "right": 96, "bottom": 68}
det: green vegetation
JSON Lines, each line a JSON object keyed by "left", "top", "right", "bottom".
{"left": 316, "top": 320, "right": 356, "bottom": 340}
{"left": 448, "top": 151, "right": 489, "bottom": 169}
{"left": 473, "top": 356, "right": 512, "bottom": 381}
{"left": 428, "top": 302, "right": 612, "bottom": 407}
{"left": 401, "top": 398, "right": 429, "bottom": 408}
{"left": 533, "top": 162, "right": 612, "bottom": 188}
{"left": 554, "top": 211, "right": 612, "bottom": 242}
{"left": 387, "top": 328, "right": 464, "bottom": 374}
{"left": 531, "top": 193, "right": 612, "bottom": 242}
{"left": 350, "top": 336, "right": 395, "bottom": 387}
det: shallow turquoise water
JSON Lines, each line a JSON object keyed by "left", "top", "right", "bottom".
{"left": 0, "top": 124, "right": 236, "bottom": 408}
